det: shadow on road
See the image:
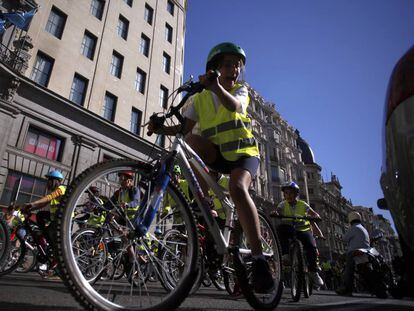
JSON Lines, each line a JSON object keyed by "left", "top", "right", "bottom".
{"left": 0, "top": 302, "right": 82, "bottom": 311}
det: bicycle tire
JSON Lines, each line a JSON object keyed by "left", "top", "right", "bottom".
{"left": 16, "top": 242, "right": 37, "bottom": 273}
{"left": 223, "top": 254, "right": 239, "bottom": 296}
{"left": 210, "top": 269, "right": 226, "bottom": 291}
{"left": 235, "top": 210, "right": 283, "bottom": 310}
{"left": 0, "top": 232, "right": 26, "bottom": 276}
{"left": 56, "top": 158, "right": 199, "bottom": 311}
{"left": 71, "top": 227, "right": 108, "bottom": 284}
{"left": 0, "top": 215, "right": 11, "bottom": 270}
{"left": 303, "top": 254, "right": 311, "bottom": 298}
{"left": 290, "top": 240, "right": 304, "bottom": 302}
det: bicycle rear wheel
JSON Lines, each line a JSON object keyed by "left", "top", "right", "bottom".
{"left": 57, "top": 159, "right": 199, "bottom": 311}
{"left": 235, "top": 210, "right": 283, "bottom": 310}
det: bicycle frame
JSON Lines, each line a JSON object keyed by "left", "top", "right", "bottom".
{"left": 169, "top": 133, "right": 235, "bottom": 255}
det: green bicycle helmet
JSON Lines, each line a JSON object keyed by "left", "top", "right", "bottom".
{"left": 206, "top": 42, "right": 246, "bottom": 71}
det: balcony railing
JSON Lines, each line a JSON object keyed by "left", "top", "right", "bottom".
{"left": 0, "top": 42, "right": 26, "bottom": 72}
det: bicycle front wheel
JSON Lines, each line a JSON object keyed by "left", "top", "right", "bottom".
{"left": 0, "top": 215, "right": 10, "bottom": 270}
{"left": 290, "top": 240, "right": 304, "bottom": 302}
{"left": 0, "top": 231, "right": 26, "bottom": 276}
{"left": 235, "top": 210, "right": 283, "bottom": 310}
{"left": 57, "top": 159, "right": 199, "bottom": 311}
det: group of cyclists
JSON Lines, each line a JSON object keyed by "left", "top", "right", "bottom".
{"left": 2, "top": 41, "right": 378, "bottom": 302}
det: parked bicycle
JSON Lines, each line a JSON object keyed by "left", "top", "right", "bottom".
{"left": 271, "top": 214, "right": 321, "bottom": 302}
{"left": 56, "top": 76, "right": 283, "bottom": 311}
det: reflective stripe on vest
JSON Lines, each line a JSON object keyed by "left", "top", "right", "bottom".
{"left": 119, "top": 189, "right": 138, "bottom": 220}
{"left": 50, "top": 185, "right": 66, "bottom": 219}
{"left": 194, "top": 84, "right": 259, "bottom": 161}
{"left": 281, "top": 200, "right": 311, "bottom": 232}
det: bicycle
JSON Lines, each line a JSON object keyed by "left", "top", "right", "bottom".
{"left": 271, "top": 214, "right": 320, "bottom": 302}
{"left": 56, "top": 75, "right": 283, "bottom": 311}
{"left": 0, "top": 214, "right": 10, "bottom": 271}
{"left": 0, "top": 209, "right": 58, "bottom": 278}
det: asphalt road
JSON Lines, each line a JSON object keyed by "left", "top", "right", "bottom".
{"left": 0, "top": 273, "right": 413, "bottom": 311}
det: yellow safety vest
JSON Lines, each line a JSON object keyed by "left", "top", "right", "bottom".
{"left": 193, "top": 84, "right": 259, "bottom": 161}
{"left": 50, "top": 185, "right": 66, "bottom": 219}
{"left": 163, "top": 179, "right": 189, "bottom": 223}
{"left": 118, "top": 188, "right": 139, "bottom": 220}
{"left": 210, "top": 175, "right": 229, "bottom": 220}
{"left": 87, "top": 197, "right": 105, "bottom": 226}
{"left": 281, "top": 200, "right": 311, "bottom": 232}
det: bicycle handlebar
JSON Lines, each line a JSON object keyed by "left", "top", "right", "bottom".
{"left": 270, "top": 214, "right": 321, "bottom": 222}
{"left": 147, "top": 70, "right": 220, "bottom": 136}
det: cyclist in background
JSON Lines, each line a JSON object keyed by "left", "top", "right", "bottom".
{"left": 336, "top": 211, "right": 370, "bottom": 296}
{"left": 107, "top": 171, "right": 140, "bottom": 222}
{"left": 23, "top": 170, "right": 66, "bottom": 245}
{"left": 271, "top": 181, "right": 324, "bottom": 287}
{"left": 148, "top": 42, "right": 274, "bottom": 293}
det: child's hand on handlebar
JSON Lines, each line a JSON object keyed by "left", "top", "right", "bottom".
{"left": 146, "top": 114, "right": 166, "bottom": 136}
{"left": 198, "top": 70, "right": 220, "bottom": 90}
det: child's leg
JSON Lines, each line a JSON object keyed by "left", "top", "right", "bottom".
{"left": 185, "top": 134, "right": 218, "bottom": 195}
{"left": 229, "top": 168, "right": 262, "bottom": 256}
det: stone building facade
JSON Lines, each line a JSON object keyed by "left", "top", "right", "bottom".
{"left": 0, "top": 0, "right": 185, "bottom": 207}
{"left": 246, "top": 84, "right": 307, "bottom": 215}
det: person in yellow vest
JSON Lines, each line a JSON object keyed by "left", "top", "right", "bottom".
{"left": 84, "top": 186, "right": 105, "bottom": 227}
{"left": 23, "top": 170, "right": 66, "bottom": 241}
{"left": 161, "top": 165, "right": 190, "bottom": 228}
{"left": 209, "top": 173, "right": 229, "bottom": 228}
{"left": 272, "top": 181, "right": 324, "bottom": 287}
{"left": 107, "top": 171, "right": 140, "bottom": 223}
{"left": 148, "top": 42, "right": 273, "bottom": 293}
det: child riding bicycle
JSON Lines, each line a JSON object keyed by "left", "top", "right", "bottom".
{"left": 148, "top": 42, "right": 274, "bottom": 293}
{"left": 271, "top": 181, "right": 324, "bottom": 287}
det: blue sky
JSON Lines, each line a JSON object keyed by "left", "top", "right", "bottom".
{"left": 183, "top": 0, "right": 414, "bottom": 229}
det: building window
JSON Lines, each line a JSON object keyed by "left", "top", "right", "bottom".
{"left": 162, "top": 52, "right": 171, "bottom": 74}
{"left": 0, "top": 171, "right": 47, "bottom": 207}
{"left": 165, "top": 23, "right": 173, "bottom": 43}
{"left": 155, "top": 135, "right": 165, "bottom": 148}
{"left": 81, "top": 30, "right": 97, "bottom": 60}
{"left": 159, "top": 85, "right": 168, "bottom": 109}
{"left": 117, "top": 15, "right": 129, "bottom": 40}
{"left": 110, "top": 51, "right": 123, "bottom": 78}
{"left": 90, "top": 0, "right": 105, "bottom": 20}
{"left": 271, "top": 166, "right": 278, "bottom": 182}
{"left": 69, "top": 74, "right": 88, "bottom": 106}
{"left": 45, "top": 6, "right": 67, "bottom": 39}
{"left": 130, "top": 108, "right": 142, "bottom": 135}
{"left": 144, "top": 4, "right": 153, "bottom": 25}
{"left": 102, "top": 92, "right": 117, "bottom": 121}
{"left": 134, "top": 68, "right": 146, "bottom": 94}
{"left": 123, "top": 0, "right": 133, "bottom": 7}
{"left": 167, "top": 0, "right": 174, "bottom": 15}
{"left": 23, "top": 127, "right": 63, "bottom": 161}
{"left": 139, "top": 34, "right": 150, "bottom": 57}
{"left": 30, "top": 51, "right": 54, "bottom": 87}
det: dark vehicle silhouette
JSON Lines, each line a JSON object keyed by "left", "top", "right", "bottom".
{"left": 378, "top": 44, "right": 414, "bottom": 295}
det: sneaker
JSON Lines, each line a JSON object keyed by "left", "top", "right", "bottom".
{"left": 310, "top": 271, "right": 324, "bottom": 287}
{"left": 252, "top": 257, "right": 274, "bottom": 293}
